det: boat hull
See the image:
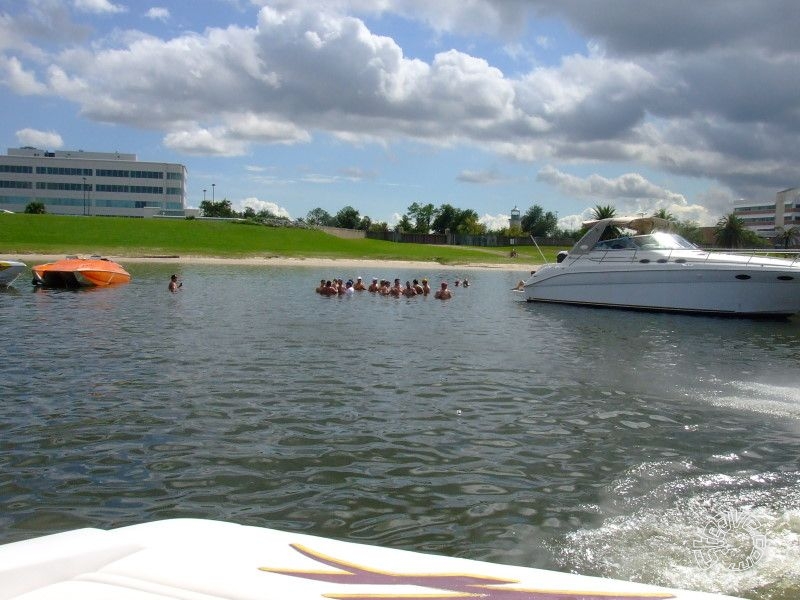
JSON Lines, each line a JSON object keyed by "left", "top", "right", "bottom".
{"left": 32, "top": 257, "right": 131, "bottom": 287}
{"left": 0, "top": 260, "right": 26, "bottom": 287}
{"left": 525, "top": 261, "right": 800, "bottom": 317}
{"left": 0, "top": 518, "right": 742, "bottom": 599}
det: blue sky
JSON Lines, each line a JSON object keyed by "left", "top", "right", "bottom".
{"left": 2, "top": 0, "right": 799, "bottom": 230}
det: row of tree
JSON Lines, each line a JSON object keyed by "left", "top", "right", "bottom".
{"left": 304, "top": 202, "right": 565, "bottom": 236}
{"left": 304, "top": 203, "right": 486, "bottom": 235}
{"left": 201, "top": 197, "right": 798, "bottom": 249}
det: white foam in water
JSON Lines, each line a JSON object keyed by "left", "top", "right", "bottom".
{"left": 554, "top": 467, "right": 800, "bottom": 599}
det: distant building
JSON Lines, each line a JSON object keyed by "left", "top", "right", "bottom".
{"left": 509, "top": 206, "right": 521, "bottom": 231}
{"left": 0, "top": 147, "right": 188, "bottom": 217}
{"left": 734, "top": 188, "right": 800, "bottom": 237}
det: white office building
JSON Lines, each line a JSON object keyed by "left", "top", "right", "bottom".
{"left": 734, "top": 187, "right": 800, "bottom": 238}
{"left": 0, "top": 147, "right": 187, "bottom": 217}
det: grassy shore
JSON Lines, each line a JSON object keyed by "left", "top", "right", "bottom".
{"left": 0, "top": 213, "right": 565, "bottom": 266}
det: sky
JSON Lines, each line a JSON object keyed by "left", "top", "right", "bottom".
{"left": 2, "top": 0, "right": 800, "bottom": 231}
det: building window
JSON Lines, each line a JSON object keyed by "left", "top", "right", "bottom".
{"left": 36, "top": 182, "right": 89, "bottom": 191}
{"left": 0, "top": 165, "right": 33, "bottom": 173}
{"left": 35, "top": 167, "right": 92, "bottom": 176}
{"left": 0, "top": 180, "right": 32, "bottom": 189}
{"left": 96, "top": 169, "right": 130, "bottom": 178}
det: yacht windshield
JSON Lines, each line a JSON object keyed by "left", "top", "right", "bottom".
{"left": 593, "top": 231, "right": 697, "bottom": 251}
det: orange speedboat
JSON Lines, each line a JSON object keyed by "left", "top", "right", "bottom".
{"left": 32, "top": 256, "right": 131, "bottom": 287}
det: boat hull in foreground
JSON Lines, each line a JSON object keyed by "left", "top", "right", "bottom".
{"left": 0, "top": 518, "right": 743, "bottom": 599}
{"left": 32, "top": 256, "right": 131, "bottom": 287}
{"left": 0, "top": 259, "right": 26, "bottom": 287}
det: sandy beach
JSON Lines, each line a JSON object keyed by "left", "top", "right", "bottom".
{"left": 13, "top": 254, "right": 539, "bottom": 274}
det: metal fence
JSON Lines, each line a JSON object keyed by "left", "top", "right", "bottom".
{"left": 365, "top": 230, "right": 573, "bottom": 247}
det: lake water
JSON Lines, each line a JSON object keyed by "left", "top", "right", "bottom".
{"left": 2, "top": 262, "right": 799, "bottom": 599}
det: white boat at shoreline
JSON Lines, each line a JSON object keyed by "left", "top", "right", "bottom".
{"left": 0, "top": 259, "right": 25, "bottom": 287}
{"left": 524, "top": 217, "right": 800, "bottom": 317}
{"left": 0, "top": 518, "right": 743, "bottom": 599}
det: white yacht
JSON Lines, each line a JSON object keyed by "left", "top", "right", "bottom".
{"left": 524, "top": 217, "right": 800, "bottom": 317}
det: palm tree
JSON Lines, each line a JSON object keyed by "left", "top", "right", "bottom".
{"left": 652, "top": 208, "right": 676, "bottom": 223}
{"left": 590, "top": 204, "right": 618, "bottom": 240}
{"left": 714, "top": 213, "right": 748, "bottom": 248}
{"left": 776, "top": 225, "right": 800, "bottom": 249}
{"left": 591, "top": 204, "right": 617, "bottom": 220}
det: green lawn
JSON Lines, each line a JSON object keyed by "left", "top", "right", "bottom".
{"left": 0, "top": 214, "right": 565, "bottom": 265}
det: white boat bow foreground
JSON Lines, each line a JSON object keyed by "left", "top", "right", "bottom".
{"left": 524, "top": 217, "right": 800, "bottom": 317}
{"left": 0, "top": 519, "right": 743, "bottom": 599}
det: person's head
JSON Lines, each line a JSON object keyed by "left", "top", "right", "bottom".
{"left": 440, "top": 282, "right": 447, "bottom": 289}
{"left": 170, "top": 274, "right": 178, "bottom": 282}
{"left": 422, "top": 278, "right": 428, "bottom": 284}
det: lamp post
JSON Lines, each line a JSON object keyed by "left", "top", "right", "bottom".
{"left": 212, "top": 183, "right": 215, "bottom": 203}
{"left": 82, "top": 177, "right": 86, "bottom": 215}
{"left": 203, "top": 189, "right": 206, "bottom": 202}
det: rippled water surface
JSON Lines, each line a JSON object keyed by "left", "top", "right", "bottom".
{"left": 2, "top": 263, "right": 800, "bottom": 599}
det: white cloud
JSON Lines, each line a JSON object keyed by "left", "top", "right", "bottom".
{"left": 537, "top": 165, "right": 686, "bottom": 203}
{"left": 239, "top": 197, "right": 292, "bottom": 219}
{"left": 224, "top": 113, "right": 311, "bottom": 144}
{"left": 557, "top": 213, "right": 586, "bottom": 233}
{"left": 457, "top": 169, "right": 505, "bottom": 184}
{"left": 145, "top": 7, "right": 170, "bottom": 22}
{"left": 253, "top": 0, "right": 531, "bottom": 38}
{"left": 73, "top": 0, "right": 126, "bottom": 14}
{"left": 339, "top": 167, "right": 373, "bottom": 181}
{"left": 537, "top": 165, "right": 716, "bottom": 225}
{"left": 163, "top": 128, "right": 249, "bottom": 157}
{"left": 3, "top": 0, "right": 800, "bottom": 214}
{"left": 16, "top": 128, "right": 64, "bottom": 148}
{"left": 1, "top": 56, "right": 47, "bottom": 94}
{"left": 479, "top": 213, "right": 510, "bottom": 231}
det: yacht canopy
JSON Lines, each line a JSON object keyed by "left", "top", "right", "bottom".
{"left": 571, "top": 216, "right": 673, "bottom": 255}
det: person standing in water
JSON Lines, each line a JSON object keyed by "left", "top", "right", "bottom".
{"left": 434, "top": 282, "right": 452, "bottom": 299}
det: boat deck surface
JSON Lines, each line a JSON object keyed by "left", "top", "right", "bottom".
{"left": 0, "top": 518, "right": 743, "bottom": 599}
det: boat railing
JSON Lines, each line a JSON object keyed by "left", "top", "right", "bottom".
{"left": 575, "top": 247, "right": 800, "bottom": 267}
{"left": 715, "top": 248, "right": 800, "bottom": 266}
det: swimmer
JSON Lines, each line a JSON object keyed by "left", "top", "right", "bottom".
{"left": 434, "top": 282, "right": 452, "bottom": 299}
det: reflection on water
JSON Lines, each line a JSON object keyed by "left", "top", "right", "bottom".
{"left": 2, "top": 263, "right": 799, "bottom": 599}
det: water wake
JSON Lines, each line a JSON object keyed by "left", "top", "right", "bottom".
{"left": 553, "top": 462, "right": 800, "bottom": 599}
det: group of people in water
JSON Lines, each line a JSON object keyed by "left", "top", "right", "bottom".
{"left": 315, "top": 276, "right": 469, "bottom": 299}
